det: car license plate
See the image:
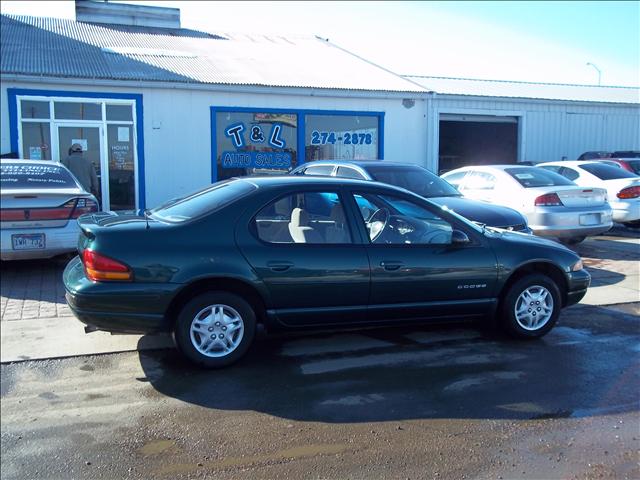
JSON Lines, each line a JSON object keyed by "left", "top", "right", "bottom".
{"left": 12, "top": 234, "right": 46, "bottom": 250}
{"left": 579, "top": 214, "right": 599, "bottom": 226}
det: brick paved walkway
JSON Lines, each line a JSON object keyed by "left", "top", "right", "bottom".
{"left": 1, "top": 258, "right": 72, "bottom": 321}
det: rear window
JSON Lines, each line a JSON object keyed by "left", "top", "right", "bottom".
{"left": 0, "top": 162, "right": 78, "bottom": 189}
{"left": 367, "top": 165, "right": 461, "bottom": 197}
{"left": 611, "top": 151, "right": 640, "bottom": 158}
{"left": 505, "top": 167, "right": 574, "bottom": 188}
{"left": 627, "top": 160, "right": 640, "bottom": 174}
{"left": 579, "top": 163, "right": 638, "bottom": 180}
{"left": 150, "top": 180, "right": 256, "bottom": 223}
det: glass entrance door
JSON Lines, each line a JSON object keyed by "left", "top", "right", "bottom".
{"left": 57, "top": 125, "right": 106, "bottom": 209}
{"left": 56, "top": 123, "right": 136, "bottom": 211}
{"left": 106, "top": 124, "right": 136, "bottom": 211}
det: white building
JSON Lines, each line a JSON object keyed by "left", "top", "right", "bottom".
{"left": 1, "top": 1, "right": 638, "bottom": 211}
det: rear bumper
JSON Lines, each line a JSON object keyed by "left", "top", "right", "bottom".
{"left": 527, "top": 205, "right": 613, "bottom": 238}
{"left": 565, "top": 269, "right": 591, "bottom": 307}
{"left": 63, "top": 256, "right": 179, "bottom": 334}
{"left": 0, "top": 222, "right": 79, "bottom": 260}
{"left": 610, "top": 200, "right": 640, "bottom": 223}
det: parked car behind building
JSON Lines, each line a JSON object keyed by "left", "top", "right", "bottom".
{"left": 290, "top": 161, "right": 531, "bottom": 233}
{"left": 1, "top": 159, "right": 99, "bottom": 260}
{"left": 537, "top": 161, "right": 640, "bottom": 227}
{"left": 441, "top": 165, "right": 613, "bottom": 244}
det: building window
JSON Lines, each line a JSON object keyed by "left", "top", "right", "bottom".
{"left": 215, "top": 110, "right": 298, "bottom": 181}
{"left": 14, "top": 95, "right": 138, "bottom": 211}
{"left": 21, "top": 122, "right": 52, "bottom": 160}
{"left": 305, "top": 114, "right": 379, "bottom": 162}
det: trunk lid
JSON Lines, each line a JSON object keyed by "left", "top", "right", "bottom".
{"left": 526, "top": 186, "right": 607, "bottom": 207}
{"left": 0, "top": 190, "right": 95, "bottom": 229}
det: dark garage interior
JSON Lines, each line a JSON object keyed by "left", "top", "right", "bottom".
{"left": 438, "top": 117, "right": 518, "bottom": 174}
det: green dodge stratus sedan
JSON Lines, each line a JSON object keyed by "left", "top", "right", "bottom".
{"left": 64, "top": 176, "right": 590, "bottom": 368}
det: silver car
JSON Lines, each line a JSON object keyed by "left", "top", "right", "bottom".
{"left": 1, "top": 159, "right": 99, "bottom": 260}
{"left": 537, "top": 160, "right": 640, "bottom": 228}
{"left": 441, "top": 165, "right": 613, "bottom": 244}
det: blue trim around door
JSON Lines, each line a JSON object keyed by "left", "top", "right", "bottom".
{"left": 7, "top": 88, "right": 146, "bottom": 209}
{"left": 210, "top": 106, "right": 385, "bottom": 183}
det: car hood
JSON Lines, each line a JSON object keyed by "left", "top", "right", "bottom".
{"left": 489, "top": 228, "right": 571, "bottom": 251}
{"left": 429, "top": 196, "right": 524, "bottom": 227}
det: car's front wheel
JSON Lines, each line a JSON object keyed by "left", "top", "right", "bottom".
{"left": 501, "top": 274, "right": 561, "bottom": 338}
{"left": 174, "top": 292, "right": 256, "bottom": 368}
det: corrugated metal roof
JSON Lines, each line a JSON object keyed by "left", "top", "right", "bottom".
{"left": 0, "top": 14, "right": 424, "bottom": 93}
{"left": 406, "top": 75, "right": 640, "bottom": 104}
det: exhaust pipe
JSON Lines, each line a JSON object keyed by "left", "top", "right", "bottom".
{"left": 84, "top": 325, "right": 99, "bottom": 334}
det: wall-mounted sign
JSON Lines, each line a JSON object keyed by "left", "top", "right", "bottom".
{"left": 29, "top": 146, "right": 42, "bottom": 160}
{"left": 117, "top": 127, "right": 130, "bottom": 142}
{"left": 221, "top": 151, "right": 292, "bottom": 169}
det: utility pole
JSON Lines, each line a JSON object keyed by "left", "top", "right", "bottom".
{"left": 586, "top": 62, "right": 602, "bottom": 86}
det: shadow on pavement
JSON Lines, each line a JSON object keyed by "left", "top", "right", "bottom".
{"left": 137, "top": 308, "right": 640, "bottom": 423}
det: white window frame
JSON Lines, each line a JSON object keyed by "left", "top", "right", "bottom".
{"left": 16, "top": 95, "right": 139, "bottom": 210}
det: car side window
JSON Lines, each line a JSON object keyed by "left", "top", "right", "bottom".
{"left": 254, "top": 191, "right": 352, "bottom": 244}
{"left": 301, "top": 165, "right": 334, "bottom": 176}
{"left": 559, "top": 167, "right": 579, "bottom": 181}
{"left": 335, "top": 166, "right": 365, "bottom": 179}
{"left": 464, "top": 171, "right": 496, "bottom": 190}
{"left": 352, "top": 192, "right": 453, "bottom": 245}
{"left": 442, "top": 171, "right": 467, "bottom": 188}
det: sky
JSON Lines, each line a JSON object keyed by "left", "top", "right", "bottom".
{"left": 1, "top": 1, "right": 639, "bottom": 87}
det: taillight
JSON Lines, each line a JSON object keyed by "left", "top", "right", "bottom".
{"left": 617, "top": 186, "right": 640, "bottom": 199}
{"left": 71, "top": 198, "right": 99, "bottom": 218}
{"left": 82, "top": 249, "right": 132, "bottom": 282}
{"left": 0, "top": 198, "right": 98, "bottom": 221}
{"left": 535, "top": 193, "right": 563, "bottom": 206}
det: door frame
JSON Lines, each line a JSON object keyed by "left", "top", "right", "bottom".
{"left": 7, "top": 88, "right": 146, "bottom": 209}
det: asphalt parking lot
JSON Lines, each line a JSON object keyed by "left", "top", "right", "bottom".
{"left": 1, "top": 227, "right": 638, "bottom": 479}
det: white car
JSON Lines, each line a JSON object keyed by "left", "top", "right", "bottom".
{"left": 1, "top": 159, "right": 99, "bottom": 260}
{"left": 537, "top": 161, "right": 640, "bottom": 227}
{"left": 441, "top": 165, "right": 613, "bottom": 244}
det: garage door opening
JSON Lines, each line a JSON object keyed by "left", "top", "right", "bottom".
{"left": 438, "top": 114, "right": 518, "bottom": 174}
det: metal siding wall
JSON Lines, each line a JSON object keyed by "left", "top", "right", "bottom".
{"left": 431, "top": 96, "right": 640, "bottom": 165}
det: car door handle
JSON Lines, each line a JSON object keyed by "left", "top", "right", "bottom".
{"left": 267, "top": 261, "right": 294, "bottom": 272}
{"left": 380, "top": 261, "right": 403, "bottom": 271}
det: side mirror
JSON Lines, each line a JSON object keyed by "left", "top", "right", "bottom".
{"left": 451, "top": 229, "right": 470, "bottom": 245}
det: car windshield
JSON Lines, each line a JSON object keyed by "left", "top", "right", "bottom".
{"left": 505, "top": 167, "right": 575, "bottom": 188}
{"left": 150, "top": 180, "right": 256, "bottom": 223}
{"left": 0, "top": 162, "right": 78, "bottom": 189}
{"left": 579, "top": 163, "right": 639, "bottom": 180}
{"left": 366, "top": 165, "right": 461, "bottom": 197}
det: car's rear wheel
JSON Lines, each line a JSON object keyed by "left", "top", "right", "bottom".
{"left": 174, "top": 292, "right": 256, "bottom": 368}
{"left": 501, "top": 274, "right": 561, "bottom": 338}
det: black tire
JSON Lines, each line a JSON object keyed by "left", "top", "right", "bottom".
{"left": 560, "top": 236, "right": 585, "bottom": 245}
{"left": 623, "top": 221, "right": 640, "bottom": 229}
{"left": 173, "top": 291, "right": 256, "bottom": 368}
{"left": 501, "top": 274, "right": 561, "bottom": 339}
